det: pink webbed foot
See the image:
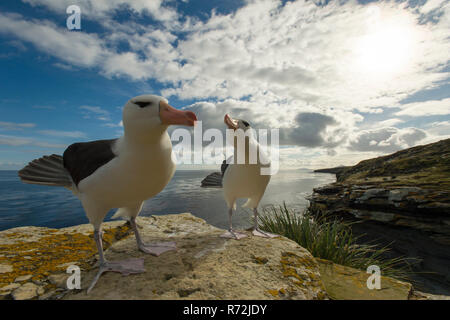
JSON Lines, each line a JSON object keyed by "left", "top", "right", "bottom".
{"left": 252, "top": 229, "right": 279, "bottom": 238}
{"left": 220, "top": 230, "right": 248, "bottom": 240}
{"left": 138, "top": 241, "right": 177, "bottom": 256}
{"left": 87, "top": 258, "right": 145, "bottom": 294}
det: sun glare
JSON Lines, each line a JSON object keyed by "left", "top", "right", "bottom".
{"left": 353, "top": 7, "right": 415, "bottom": 80}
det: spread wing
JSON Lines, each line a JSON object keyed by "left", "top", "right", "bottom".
{"left": 63, "top": 139, "right": 118, "bottom": 186}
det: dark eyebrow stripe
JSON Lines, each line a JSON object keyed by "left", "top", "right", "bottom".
{"left": 242, "top": 120, "right": 249, "bottom": 127}
{"left": 135, "top": 101, "right": 151, "bottom": 108}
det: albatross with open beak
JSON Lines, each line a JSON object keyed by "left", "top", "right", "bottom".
{"left": 221, "top": 114, "right": 278, "bottom": 240}
{"left": 18, "top": 95, "right": 197, "bottom": 292}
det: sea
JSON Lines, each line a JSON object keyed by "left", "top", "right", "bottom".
{"left": 0, "top": 169, "right": 335, "bottom": 231}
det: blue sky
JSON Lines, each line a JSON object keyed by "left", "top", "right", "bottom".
{"left": 0, "top": 0, "right": 449, "bottom": 169}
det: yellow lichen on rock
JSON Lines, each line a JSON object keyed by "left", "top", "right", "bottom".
{"left": 0, "top": 221, "right": 131, "bottom": 294}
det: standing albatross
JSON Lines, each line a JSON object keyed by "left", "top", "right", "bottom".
{"left": 221, "top": 114, "right": 278, "bottom": 240}
{"left": 18, "top": 95, "right": 197, "bottom": 292}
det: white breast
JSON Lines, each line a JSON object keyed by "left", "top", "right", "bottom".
{"left": 222, "top": 135, "right": 271, "bottom": 209}
{"left": 78, "top": 133, "right": 175, "bottom": 209}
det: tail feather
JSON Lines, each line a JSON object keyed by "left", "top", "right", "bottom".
{"left": 27, "top": 162, "right": 62, "bottom": 174}
{"left": 18, "top": 154, "right": 73, "bottom": 187}
{"left": 20, "top": 167, "right": 66, "bottom": 179}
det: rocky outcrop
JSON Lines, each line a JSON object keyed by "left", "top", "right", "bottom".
{"left": 64, "top": 214, "right": 328, "bottom": 300}
{"left": 311, "top": 139, "right": 450, "bottom": 295}
{"left": 0, "top": 214, "right": 327, "bottom": 300}
{"left": 200, "top": 172, "right": 223, "bottom": 188}
{"left": 2, "top": 213, "right": 439, "bottom": 300}
{"left": 316, "top": 258, "right": 412, "bottom": 300}
{"left": 0, "top": 221, "right": 132, "bottom": 300}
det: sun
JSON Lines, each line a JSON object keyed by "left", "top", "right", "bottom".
{"left": 353, "top": 8, "right": 415, "bottom": 80}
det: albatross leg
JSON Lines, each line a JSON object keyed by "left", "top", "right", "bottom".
{"left": 130, "top": 217, "right": 177, "bottom": 256}
{"left": 87, "top": 229, "right": 145, "bottom": 294}
{"left": 251, "top": 208, "right": 278, "bottom": 238}
{"left": 221, "top": 208, "right": 247, "bottom": 240}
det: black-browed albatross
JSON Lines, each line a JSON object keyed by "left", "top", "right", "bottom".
{"left": 18, "top": 95, "right": 197, "bottom": 292}
{"left": 221, "top": 114, "right": 278, "bottom": 240}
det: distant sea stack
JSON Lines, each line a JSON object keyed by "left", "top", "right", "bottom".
{"left": 201, "top": 172, "right": 222, "bottom": 187}
{"left": 310, "top": 138, "right": 450, "bottom": 295}
{"left": 200, "top": 160, "right": 228, "bottom": 188}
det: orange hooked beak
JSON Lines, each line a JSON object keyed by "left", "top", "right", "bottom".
{"left": 159, "top": 100, "right": 197, "bottom": 126}
{"left": 224, "top": 114, "right": 239, "bottom": 130}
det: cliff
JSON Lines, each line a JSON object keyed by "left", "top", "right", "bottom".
{"left": 310, "top": 138, "right": 450, "bottom": 294}
{"left": 0, "top": 213, "right": 438, "bottom": 300}
{"left": 313, "top": 166, "right": 352, "bottom": 175}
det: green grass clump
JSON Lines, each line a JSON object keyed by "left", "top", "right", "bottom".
{"left": 258, "top": 202, "right": 416, "bottom": 282}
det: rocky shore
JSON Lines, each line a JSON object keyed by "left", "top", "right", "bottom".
{"left": 310, "top": 138, "right": 450, "bottom": 295}
{"left": 0, "top": 213, "right": 446, "bottom": 300}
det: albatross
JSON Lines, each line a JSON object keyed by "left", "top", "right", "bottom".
{"left": 221, "top": 114, "right": 278, "bottom": 240}
{"left": 18, "top": 95, "right": 197, "bottom": 292}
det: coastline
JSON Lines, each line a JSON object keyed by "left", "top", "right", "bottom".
{"left": 309, "top": 139, "right": 450, "bottom": 295}
{"left": 1, "top": 213, "right": 445, "bottom": 300}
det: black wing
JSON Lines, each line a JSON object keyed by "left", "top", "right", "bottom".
{"left": 221, "top": 157, "right": 234, "bottom": 176}
{"left": 63, "top": 139, "right": 118, "bottom": 186}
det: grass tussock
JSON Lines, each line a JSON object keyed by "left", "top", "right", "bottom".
{"left": 257, "top": 202, "right": 416, "bottom": 282}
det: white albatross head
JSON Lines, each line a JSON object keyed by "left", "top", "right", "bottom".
{"left": 224, "top": 114, "right": 251, "bottom": 131}
{"left": 122, "top": 94, "right": 197, "bottom": 140}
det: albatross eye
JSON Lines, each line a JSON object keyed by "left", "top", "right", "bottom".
{"left": 135, "top": 101, "right": 152, "bottom": 108}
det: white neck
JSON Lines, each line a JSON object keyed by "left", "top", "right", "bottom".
{"left": 122, "top": 124, "right": 169, "bottom": 148}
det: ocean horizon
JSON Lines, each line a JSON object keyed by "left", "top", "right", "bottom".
{"left": 0, "top": 169, "right": 335, "bottom": 231}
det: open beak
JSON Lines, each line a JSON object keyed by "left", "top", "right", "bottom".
{"left": 224, "top": 114, "right": 239, "bottom": 130}
{"left": 159, "top": 100, "right": 197, "bottom": 126}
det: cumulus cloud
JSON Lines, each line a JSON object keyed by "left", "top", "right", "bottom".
{"left": 1, "top": 0, "right": 448, "bottom": 114}
{"left": 0, "top": 13, "right": 105, "bottom": 67}
{"left": 281, "top": 113, "right": 338, "bottom": 147}
{"left": 0, "top": 0, "right": 448, "bottom": 164}
{"left": 179, "top": 97, "right": 363, "bottom": 149}
{"left": 348, "top": 127, "right": 427, "bottom": 153}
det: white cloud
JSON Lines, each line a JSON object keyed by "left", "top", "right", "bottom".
{"left": 423, "top": 120, "right": 450, "bottom": 138}
{"left": 0, "top": 121, "right": 35, "bottom": 131}
{"left": 0, "top": 13, "right": 105, "bottom": 67}
{"left": 1, "top": 0, "right": 446, "bottom": 114}
{"left": 376, "top": 119, "right": 405, "bottom": 127}
{"left": 0, "top": 1, "right": 447, "bottom": 115}
{"left": 420, "top": 0, "right": 448, "bottom": 14}
{"left": 0, "top": 134, "right": 31, "bottom": 146}
{"left": 395, "top": 98, "right": 450, "bottom": 117}
{"left": 0, "top": 134, "right": 65, "bottom": 148}
{"left": 0, "top": 0, "right": 448, "bottom": 163}
{"left": 80, "top": 105, "right": 111, "bottom": 121}
{"left": 160, "top": 0, "right": 450, "bottom": 113}
{"left": 38, "top": 130, "right": 87, "bottom": 138}
{"left": 180, "top": 97, "right": 363, "bottom": 148}
{"left": 103, "top": 121, "right": 123, "bottom": 128}
{"left": 348, "top": 127, "right": 427, "bottom": 152}
{"left": 22, "top": 0, "right": 177, "bottom": 22}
